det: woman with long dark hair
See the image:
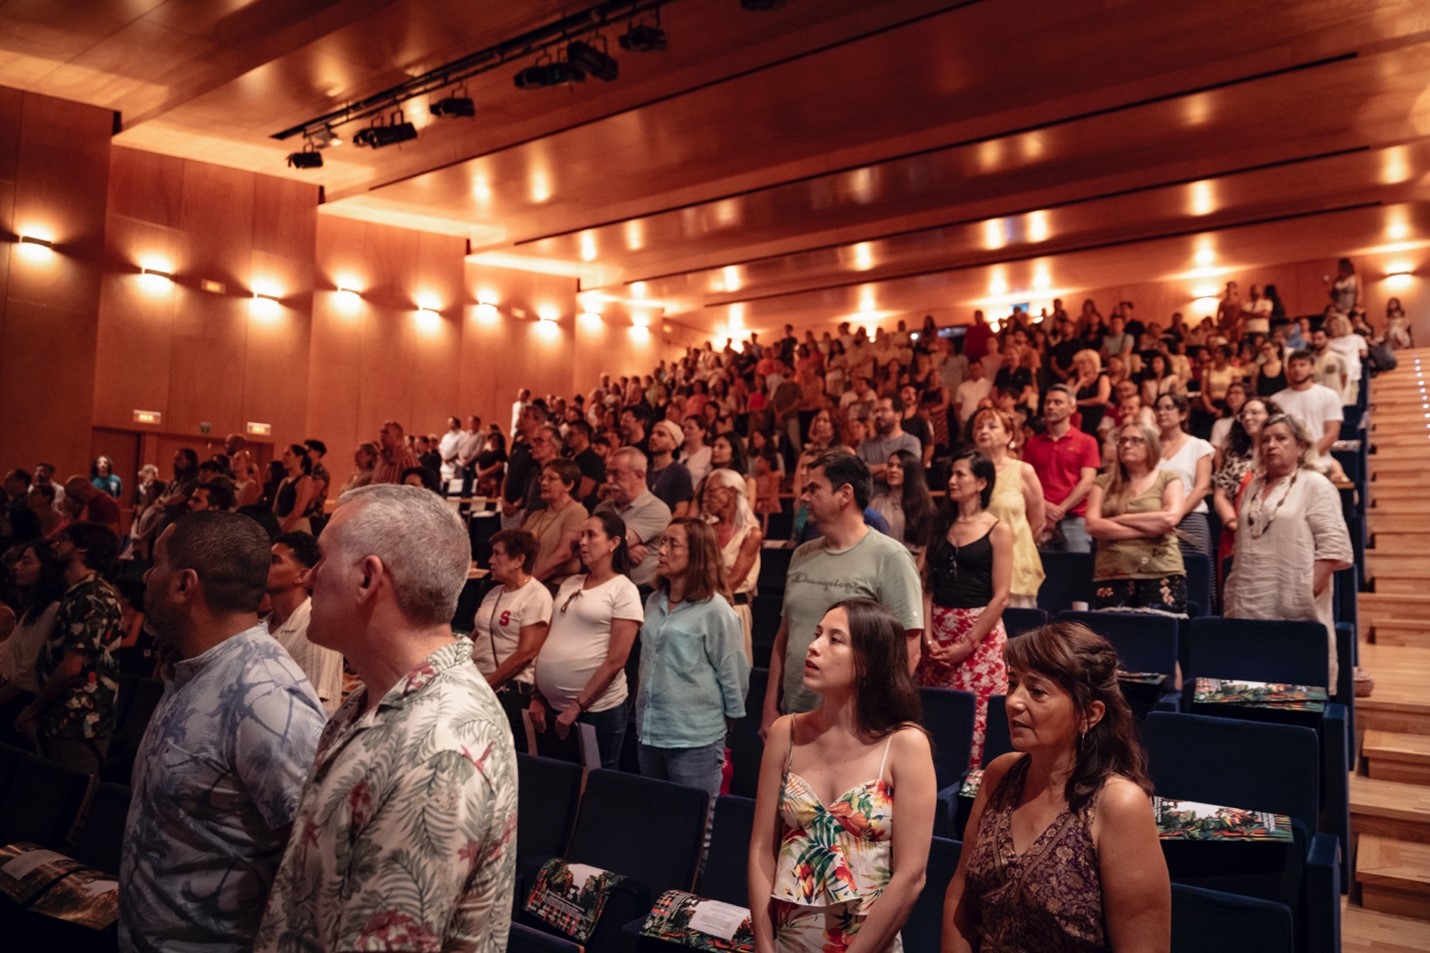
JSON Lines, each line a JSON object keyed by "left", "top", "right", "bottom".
{"left": 915, "top": 452, "right": 1011, "bottom": 768}
{"left": 944, "top": 622, "right": 1169, "bottom": 952}
{"left": 530, "top": 511, "right": 642, "bottom": 769}
{"left": 711, "top": 430, "right": 758, "bottom": 508}
{"left": 870, "top": 449, "right": 936, "bottom": 557}
{"left": 750, "top": 598, "right": 936, "bottom": 953}
{"left": 1153, "top": 393, "right": 1214, "bottom": 562}
{"left": 0, "top": 540, "right": 66, "bottom": 716}
{"left": 272, "top": 444, "right": 315, "bottom": 534}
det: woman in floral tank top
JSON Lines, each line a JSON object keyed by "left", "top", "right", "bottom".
{"left": 748, "top": 599, "right": 937, "bottom": 953}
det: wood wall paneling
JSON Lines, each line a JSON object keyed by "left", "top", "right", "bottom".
{"left": 107, "top": 147, "right": 185, "bottom": 228}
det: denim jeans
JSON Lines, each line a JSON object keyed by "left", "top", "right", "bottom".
{"left": 579, "top": 703, "right": 628, "bottom": 770}
{"left": 637, "top": 739, "right": 726, "bottom": 799}
{"left": 1040, "top": 516, "right": 1092, "bottom": 554}
{"left": 638, "top": 739, "right": 726, "bottom": 860}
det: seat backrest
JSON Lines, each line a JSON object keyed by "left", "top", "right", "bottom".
{"left": 905, "top": 837, "right": 962, "bottom": 953}
{"left": 757, "top": 546, "right": 793, "bottom": 594}
{"left": 1035, "top": 552, "right": 1094, "bottom": 613}
{"left": 0, "top": 753, "right": 94, "bottom": 849}
{"left": 69, "top": 781, "right": 132, "bottom": 873}
{"left": 1170, "top": 883, "right": 1294, "bottom": 953}
{"left": 509, "top": 922, "right": 583, "bottom": 953}
{"left": 700, "top": 796, "right": 756, "bottom": 905}
{"left": 1057, "top": 610, "right": 1179, "bottom": 679}
{"left": 1185, "top": 618, "right": 1330, "bottom": 695}
{"left": 112, "top": 677, "right": 166, "bottom": 745}
{"left": 981, "top": 696, "right": 1014, "bottom": 763}
{"left": 918, "top": 687, "right": 976, "bottom": 789}
{"left": 1144, "top": 712, "right": 1320, "bottom": 829}
{"left": 0, "top": 743, "right": 26, "bottom": 801}
{"left": 516, "top": 753, "right": 584, "bottom": 866}
{"left": 567, "top": 769, "right": 709, "bottom": 894}
{"left": 1182, "top": 550, "right": 1214, "bottom": 617}
{"left": 727, "top": 668, "right": 768, "bottom": 798}
{"left": 1001, "top": 606, "right": 1047, "bottom": 638}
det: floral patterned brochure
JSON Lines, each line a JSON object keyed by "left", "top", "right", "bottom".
{"left": 641, "top": 889, "right": 756, "bottom": 953}
{"left": 1192, "top": 678, "right": 1328, "bottom": 712}
{"left": 525, "top": 858, "right": 629, "bottom": 943}
{"left": 1153, "top": 797, "right": 1293, "bottom": 842}
{"left": 959, "top": 770, "right": 984, "bottom": 800}
{"left": 0, "top": 843, "right": 87, "bottom": 906}
{"left": 26, "top": 869, "right": 118, "bottom": 929}
{"left": 1116, "top": 670, "right": 1168, "bottom": 686}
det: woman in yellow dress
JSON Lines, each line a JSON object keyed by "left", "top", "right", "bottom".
{"left": 968, "top": 407, "right": 1045, "bottom": 608}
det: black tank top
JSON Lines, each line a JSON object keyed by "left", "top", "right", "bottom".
{"left": 930, "top": 523, "right": 997, "bottom": 609}
{"left": 275, "top": 476, "right": 299, "bottom": 517}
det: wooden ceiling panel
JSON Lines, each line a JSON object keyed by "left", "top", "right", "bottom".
{"left": 0, "top": 0, "right": 1424, "bottom": 332}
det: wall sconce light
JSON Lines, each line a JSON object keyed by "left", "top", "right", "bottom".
{"left": 474, "top": 302, "right": 500, "bottom": 323}
{"left": 250, "top": 292, "right": 281, "bottom": 320}
{"left": 578, "top": 311, "right": 603, "bottom": 327}
{"left": 16, "top": 234, "right": 55, "bottom": 261}
{"left": 141, "top": 266, "right": 173, "bottom": 280}
{"left": 416, "top": 305, "right": 442, "bottom": 332}
{"left": 1385, "top": 265, "right": 1415, "bottom": 289}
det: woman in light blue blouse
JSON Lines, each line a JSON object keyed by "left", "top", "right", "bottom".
{"left": 637, "top": 517, "right": 750, "bottom": 811}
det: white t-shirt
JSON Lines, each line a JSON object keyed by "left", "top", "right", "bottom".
{"left": 956, "top": 377, "right": 992, "bottom": 421}
{"left": 1209, "top": 417, "right": 1233, "bottom": 450}
{"left": 535, "top": 574, "right": 644, "bottom": 713}
{"left": 1273, "top": 385, "right": 1345, "bottom": 466}
{"left": 1158, "top": 436, "right": 1215, "bottom": 515}
{"left": 472, "top": 576, "right": 554, "bottom": 687}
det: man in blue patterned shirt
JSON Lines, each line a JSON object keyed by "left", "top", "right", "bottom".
{"left": 255, "top": 484, "right": 518, "bottom": 953}
{"left": 119, "top": 511, "right": 325, "bottom": 952}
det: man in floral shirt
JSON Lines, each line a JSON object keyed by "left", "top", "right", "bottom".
{"left": 15, "top": 521, "right": 121, "bottom": 773}
{"left": 255, "top": 484, "right": 518, "bottom": 953}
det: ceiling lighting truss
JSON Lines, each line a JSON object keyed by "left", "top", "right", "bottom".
{"left": 272, "top": 0, "right": 669, "bottom": 145}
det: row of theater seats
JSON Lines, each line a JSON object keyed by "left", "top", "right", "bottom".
{"left": 511, "top": 752, "right": 1307, "bottom": 953}
{"left": 0, "top": 743, "right": 130, "bottom": 949}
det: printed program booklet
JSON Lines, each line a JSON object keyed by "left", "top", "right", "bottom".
{"left": 641, "top": 889, "right": 755, "bottom": 953}
{"left": 1192, "top": 678, "right": 1328, "bottom": 712}
{"left": 1153, "top": 797, "right": 1294, "bottom": 842}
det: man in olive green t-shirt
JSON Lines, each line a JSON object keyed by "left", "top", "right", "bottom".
{"left": 761, "top": 452, "right": 923, "bottom": 731}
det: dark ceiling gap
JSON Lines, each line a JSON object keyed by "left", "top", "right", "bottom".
{"left": 626, "top": 145, "right": 1372, "bottom": 285}
{"left": 703, "top": 199, "right": 1382, "bottom": 308}
{"left": 513, "top": 50, "right": 1357, "bottom": 246}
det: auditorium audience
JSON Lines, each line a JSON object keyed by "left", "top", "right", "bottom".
{"left": 523, "top": 458, "right": 588, "bottom": 585}
{"left": 1151, "top": 394, "right": 1215, "bottom": 562}
{"left": 969, "top": 408, "right": 1045, "bottom": 608}
{"left": 594, "top": 447, "right": 672, "bottom": 592}
{"left": 0, "top": 539, "right": 64, "bottom": 725}
{"left": 472, "top": 529, "right": 553, "bottom": 747}
{"left": 699, "top": 467, "right": 763, "bottom": 662}
{"left": 264, "top": 530, "right": 343, "bottom": 715}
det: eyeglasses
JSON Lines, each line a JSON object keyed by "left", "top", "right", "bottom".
{"left": 1116, "top": 436, "right": 1148, "bottom": 445}
{"left": 656, "top": 537, "right": 688, "bottom": 551}
{"left": 560, "top": 589, "right": 583, "bottom": 614}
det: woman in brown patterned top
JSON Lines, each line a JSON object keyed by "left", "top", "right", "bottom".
{"left": 942, "top": 622, "right": 1169, "bottom": 952}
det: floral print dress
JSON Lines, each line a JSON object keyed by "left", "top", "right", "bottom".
{"left": 770, "top": 726, "right": 900, "bottom": 953}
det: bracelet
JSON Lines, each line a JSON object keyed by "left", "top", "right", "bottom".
{"left": 576, "top": 696, "right": 591, "bottom": 712}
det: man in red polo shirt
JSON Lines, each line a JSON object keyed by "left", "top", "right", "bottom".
{"left": 1023, "top": 385, "right": 1101, "bottom": 553}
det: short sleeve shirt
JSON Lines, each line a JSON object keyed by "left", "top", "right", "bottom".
{"left": 779, "top": 530, "right": 923, "bottom": 713}
{"left": 472, "top": 577, "right": 554, "bottom": 687}
{"left": 1023, "top": 428, "right": 1102, "bottom": 517}
{"left": 120, "top": 626, "right": 325, "bottom": 952}
{"left": 254, "top": 639, "right": 517, "bottom": 953}
{"left": 536, "top": 574, "right": 644, "bottom": 713}
{"left": 1273, "top": 385, "right": 1344, "bottom": 466}
{"left": 37, "top": 576, "right": 122, "bottom": 740}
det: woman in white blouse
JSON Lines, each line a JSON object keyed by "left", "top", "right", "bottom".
{"left": 1153, "top": 393, "right": 1214, "bottom": 562}
{"left": 531, "top": 512, "right": 643, "bottom": 769}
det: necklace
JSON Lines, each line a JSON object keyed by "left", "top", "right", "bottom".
{"left": 1245, "top": 470, "right": 1298, "bottom": 539}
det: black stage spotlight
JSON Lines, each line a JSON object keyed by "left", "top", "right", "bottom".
{"left": 567, "top": 39, "right": 618, "bottom": 82}
{"left": 286, "top": 144, "right": 323, "bottom": 169}
{"left": 353, "top": 111, "right": 418, "bottom": 148}
{"left": 619, "top": 23, "right": 667, "bottom": 52}
{"left": 431, "top": 94, "right": 475, "bottom": 118}
{"left": 514, "top": 60, "right": 585, "bottom": 89}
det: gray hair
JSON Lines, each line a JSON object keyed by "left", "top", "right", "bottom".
{"left": 609, "top": 446, "right": 647, "bottom": 476}
{"left": 334, "top": 484, "right": 469, "bottom": 626}
{"left": 702, "top": 467, "right": 759, "bottom": 532}
{"left": 1261, "top": 413, "right": 1317, "bottom": 468}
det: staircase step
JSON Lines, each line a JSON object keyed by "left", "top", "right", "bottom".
{"left": 1355, "top": 835, "right": 1430, "bottom": 920}
{"left": 1365, "top": 621, "right": 1430, "bottom": 649}
{"left": 1364, "top": 731, "right": 1430, "bottom": 785}
{"left": 1371, "top": 578, "right": 1430, "bottom": 596}
{"left": 1368, "top": 515, "right": 1430, "bottom": 535}
{"left": 1366, "top": 554, "right": 1425, "bottom": 576}
{"left": 1363, "top": 593, "right": 1430, "bottom": 617}
{"left": 1351, "top": 775, "right": 1430, "bottom": 844}
{"left": 1367, "top": 538, "right": 1426, "bottom": 558}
